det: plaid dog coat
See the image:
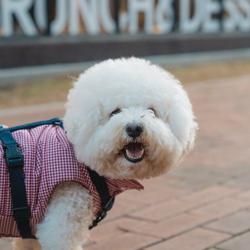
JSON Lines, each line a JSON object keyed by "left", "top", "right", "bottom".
{"left": 0, "top": 124, "right": 143, "bottom": 237}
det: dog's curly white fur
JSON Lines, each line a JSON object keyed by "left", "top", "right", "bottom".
{"left": 12, "top": 57, "right": 197, "bottom": 250}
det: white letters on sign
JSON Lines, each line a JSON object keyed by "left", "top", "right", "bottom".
{"left": 224, "top": 0, "right": 250, "bottom": 32}
{"left": 180, "top": 0, "right": 202, "bottom": 33}
{"left": 238, "top": 0, "right": 250, "bottom": 31}
{"left": 34, "top": 0, "right": 47, "bottom": 30}
{"left": 155, "top": 0, "right": 174, "bottom": 33}
{"left": 55, "top": 0, "right": 114, "bottom": 36}
{"left": 128, "top": 0, "right": 154, "bottom": 33}
{"left": 99, "top": 0, "right": 115, "bottom": 33}
{"left": 2, "top": 0, "right": 37, "bottom": 36}
{"left": 0, "top": 0, "right": 250, "bottom": 37}
{"left": 51, "top": 0, "right": 67, "bottom": 36}
{"left": 223, "top": 0, "right": 240, "bottom": 32}
{"left": 201, "top": 0, "right": 221, "bottom": 33}
{"left": 69, "top": 0, "right": 99, "bottom": 35}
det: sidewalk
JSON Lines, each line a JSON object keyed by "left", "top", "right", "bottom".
{"left": 1, "top": 75, "right": 250, "bottom": 250}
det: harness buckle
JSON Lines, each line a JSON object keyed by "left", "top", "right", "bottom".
{"left": 97, "top": 210, "right": 107, "bottom": 222}
{"left": 104, "top": 197, "right": 115, "bottom": 211}
{"left": 89, "top": 197, "right": 115, "bottom": 230}
{"left": 4, "top": 144, "right": 24, "bottom": 168}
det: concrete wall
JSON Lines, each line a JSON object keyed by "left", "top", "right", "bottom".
{"left": 1, "top": 33, "right": 250, "bottom": 69}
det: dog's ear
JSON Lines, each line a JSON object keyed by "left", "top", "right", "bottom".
{"left": 64, "top": 89, "right": 101, "bottom": 141}
{"left": 183, "top": 120, "right": 198, "bottom": 154}
{"left": 168, "top": 92, "right": 198, "bottom": 157}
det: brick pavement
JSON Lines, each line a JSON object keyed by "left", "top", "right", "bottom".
{"left": 1, "top": 75, "right": 250, "bottom": 250}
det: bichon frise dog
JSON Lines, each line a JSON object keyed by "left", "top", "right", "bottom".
{"left": 0, "top": 58, "right": 197, "bottom": 250}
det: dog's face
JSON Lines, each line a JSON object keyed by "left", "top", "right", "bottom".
{"left": 64, "top": 58, "right": 197, "bottom": 179}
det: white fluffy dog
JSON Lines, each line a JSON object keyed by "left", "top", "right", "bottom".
{"left": 11, "top": 57, "right": 197, "bottom": 250}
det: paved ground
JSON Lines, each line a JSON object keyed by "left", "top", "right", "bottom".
{"left": 1, "top": 74, "right": 250, "bottom": 250}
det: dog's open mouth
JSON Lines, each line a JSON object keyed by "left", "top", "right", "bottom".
{"left": 123, "top": 142, "right": 145, "bottom": 163}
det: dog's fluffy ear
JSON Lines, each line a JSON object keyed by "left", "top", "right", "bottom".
{"left": 184, "top": 120, "right": 198, "bottom": 154}
{"left": 64, "top": 90, "right": 99, "bottom": 138}
{"left": 63, "top": 81, "right": 106, "bottom": 163}
{"left": 167, "top": 86, "right": 198, "bottom": 158}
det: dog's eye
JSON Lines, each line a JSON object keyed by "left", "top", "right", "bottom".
{"left": 110, "top": 108, "right": 121, "bottom": 117}
{"left": 148, "top": 107, "right": 157, "bottom": 116}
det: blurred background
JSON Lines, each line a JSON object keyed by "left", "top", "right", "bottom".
{"left": 1, "top": 0, "right": 250, "bottom": 250}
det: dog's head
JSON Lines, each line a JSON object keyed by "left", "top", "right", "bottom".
{"left": 64, "top": 58, "right": 197, "bottom": 179}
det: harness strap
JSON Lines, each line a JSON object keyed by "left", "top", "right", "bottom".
{"left": 0, "top": 128, "right": 33, "bottom": 238}
{"left": 87, "top": 168, "right": 114, "bottom": 229}
{"left": 9, "top": 118, "right": 63, "bottom": 132}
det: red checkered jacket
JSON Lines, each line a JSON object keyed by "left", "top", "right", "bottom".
{"left": 0, "top": 125, "right": 143, "bottom": 237}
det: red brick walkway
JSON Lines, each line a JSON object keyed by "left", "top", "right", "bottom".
{"left": 1, "top": 75, "right": 250, "bottom": 250}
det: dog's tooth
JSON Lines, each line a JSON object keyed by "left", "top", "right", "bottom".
{"left": 125, "top": 148, "right": 144, "bottom": 160}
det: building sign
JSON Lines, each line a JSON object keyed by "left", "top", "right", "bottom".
{"left": 0, "top": 0, "right": 250, "bottom": 37}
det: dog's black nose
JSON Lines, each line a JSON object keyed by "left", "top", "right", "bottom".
{"left": 126, "top": 124, "right": 143, "bottom": 138}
